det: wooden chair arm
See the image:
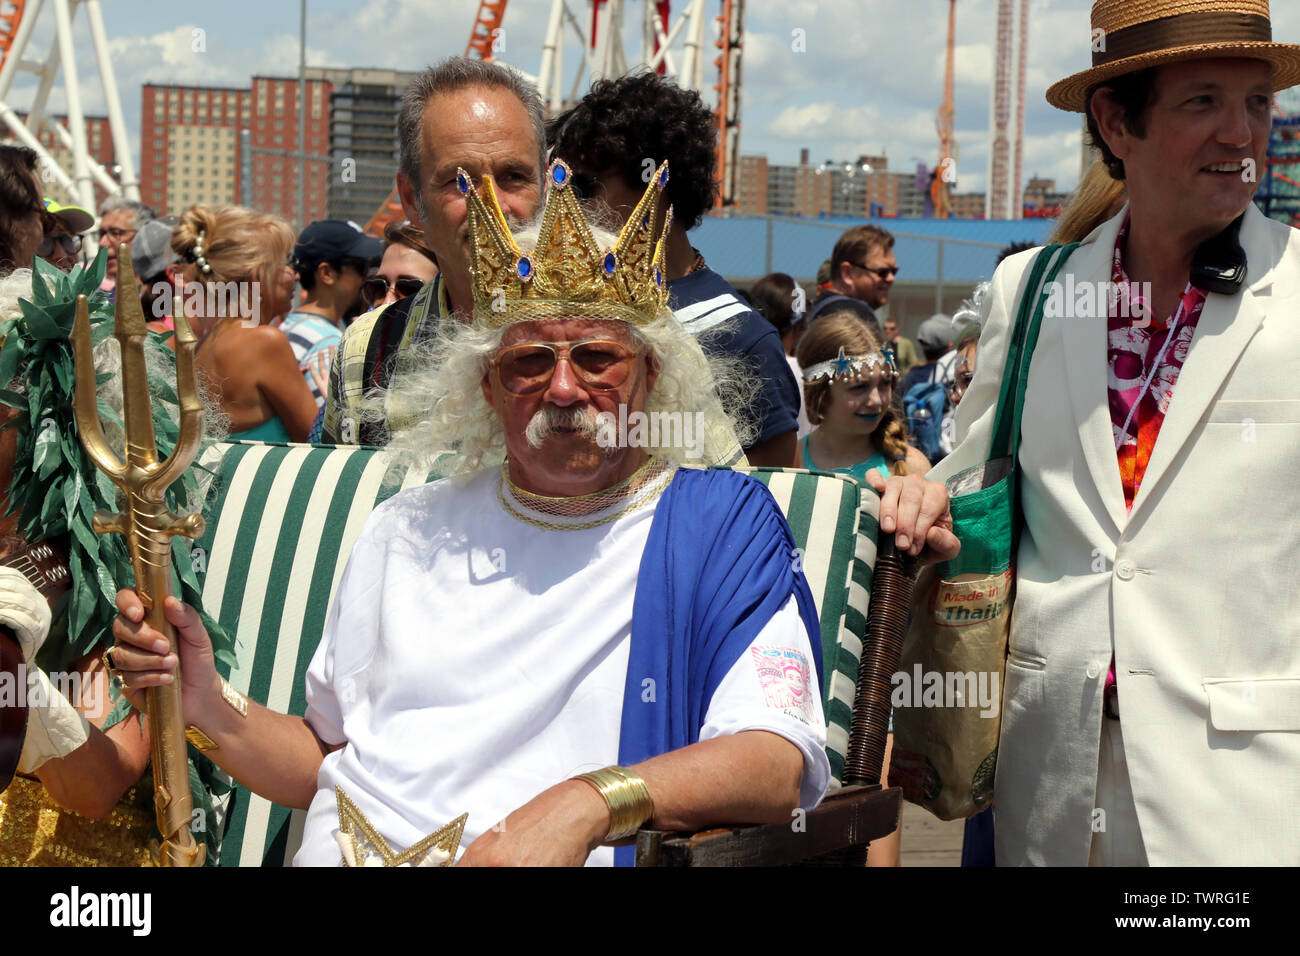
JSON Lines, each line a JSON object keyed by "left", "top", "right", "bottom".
{"left": 634, "top": 784, "right": 903, "bottom": 866}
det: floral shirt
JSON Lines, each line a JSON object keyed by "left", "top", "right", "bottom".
{"left": 1107, "top": 218, "right": 1209, "bottom": 512}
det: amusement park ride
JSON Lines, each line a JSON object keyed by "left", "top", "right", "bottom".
{"left": 368, "top": 0, "right": 746, "bottom": 235}
{"left": 18, "top": 2, "right": 1293, "bottom": 234}
{"left": 0, "top": 0, "right": 139, "bottom": 212}
{"left": 1257, "top": 89, "right": 1300, "bottom": 228}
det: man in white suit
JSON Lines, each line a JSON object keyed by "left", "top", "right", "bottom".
{"left": 872, "top": 0, "right": 1300, "bottom": 865}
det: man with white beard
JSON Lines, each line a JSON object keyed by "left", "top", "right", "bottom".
{"left": 109, "top": 158, "right": 831, "bottom": 866}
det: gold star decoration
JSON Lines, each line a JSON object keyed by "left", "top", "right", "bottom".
{"left": 334, "top": 787, "right": 467, "bottom": 867}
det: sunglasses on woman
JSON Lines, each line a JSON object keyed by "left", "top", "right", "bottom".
{"left": 361, "top": 275, "right": 425, "bottom": 307}
{"left": 38, "top": 234, "right": 82, "bottom": 257}
{"left": 491, "top": 339, "right": 641, "bottom": 397}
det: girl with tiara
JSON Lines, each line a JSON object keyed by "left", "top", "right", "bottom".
{"left": 793, "top": 308, "right": 930, "bottom": 868}
{"left": 794, "top": 310, "right": 931, "bottom": 484}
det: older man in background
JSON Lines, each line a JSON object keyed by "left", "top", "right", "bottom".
{"left": 321, "top": 57, "right": 545, "bottom": 446}
{"left": 96, "top": 198, "right": 153, "bottom": 299}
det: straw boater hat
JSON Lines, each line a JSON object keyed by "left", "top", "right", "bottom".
{"left": 1047, "top": 0, "right": 1300, "bottom": 112}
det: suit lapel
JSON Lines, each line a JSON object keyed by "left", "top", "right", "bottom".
{"left": 1058, "top": 214, "right": 1129, "bottom": 534}
{"left": 1128, "top": 207, "right": 1279, "bottom": 519}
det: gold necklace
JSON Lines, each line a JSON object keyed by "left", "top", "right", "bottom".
{"left": 497, "top": 457, "right": 675, "bottom": 531}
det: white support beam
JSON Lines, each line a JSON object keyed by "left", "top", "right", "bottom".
{"left": 683, "top": 0, "right": 709, "bottom": 93}
{"left": 0, "top": 103, "right": 77, "bottom": 194}
{"left": 50, "top": 0, "right": 93, "bottom": 210}
{"left": 539, "top": 0, "right": 568, "bottom": 114}
{"left": 84, "top": 0, "right": 139, "bottom": 199}
{"left": 26, "top": 34, "right": 64, "bottom": 141}
{"left": 646, "top": 2, "right": 692, "bottom": 75}
{"left": 48, "top": 118, "right": 121, "bottom": 196}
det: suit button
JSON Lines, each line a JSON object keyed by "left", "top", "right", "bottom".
{"left": 1115, "top": 559, "right": 1136, "bottom": 581}
{"left": 1086, "top": 660, "right": 1102, "bottom": 680}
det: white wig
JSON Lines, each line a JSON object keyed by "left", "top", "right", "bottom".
{"left": 373, "top": 223, "right": 758, "bottom": 477}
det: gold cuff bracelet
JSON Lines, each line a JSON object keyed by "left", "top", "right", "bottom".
{"left": 573, "top": 766, "right": 655, "bottom": 842}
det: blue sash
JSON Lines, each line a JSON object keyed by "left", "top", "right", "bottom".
{"left": 614, "top": 468, "right": 823, "bottom": 865}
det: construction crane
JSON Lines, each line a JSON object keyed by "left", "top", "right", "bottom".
{"left": 465, "top": 0, "right": 509, "bottom": 60}
{"left": 0, "top": 1, "right": 26, "bottom": 75}
{"left": 930, "top": 0, "right": 957, "bottom": 218}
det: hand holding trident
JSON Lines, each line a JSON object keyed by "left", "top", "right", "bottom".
{"left": 71, "top": 245, "right": 207, "bottom": 867}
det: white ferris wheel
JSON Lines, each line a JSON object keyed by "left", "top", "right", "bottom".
{"left": 0, "top": 0, "right": 138, "bottom": 212}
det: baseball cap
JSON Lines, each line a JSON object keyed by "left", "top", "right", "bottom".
{"left": 131, "top": 216, "right": 180, "bottom": 281}
{"left": 917, "top": 314, "right": 955, "bottom": 352}
{"left": 43, "top": 198, "right": 94, "bottom": 234}
{"left": 292, "top": 220, "right": 382, "bottom": 274}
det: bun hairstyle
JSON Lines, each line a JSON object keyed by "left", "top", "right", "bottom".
{"left": 796, "top": 310, "right": 913, "bottom": 477}
{"left": 170, "top": 205, "right": 294, "bottom": 317}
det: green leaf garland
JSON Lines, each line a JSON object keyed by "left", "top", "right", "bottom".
{"left": 2, "top": 251, "right": 233, "bottom": 864}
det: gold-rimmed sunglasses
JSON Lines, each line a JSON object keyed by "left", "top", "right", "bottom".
{"left": 491, "top": 339, "right": 641, "bottom": 397}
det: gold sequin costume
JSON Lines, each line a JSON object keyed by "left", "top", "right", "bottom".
{"left": 0, "top": 775, "right": 153, "bottom": 867}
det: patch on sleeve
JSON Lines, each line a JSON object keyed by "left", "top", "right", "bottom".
{"left": 749, "top": 646, "right": 815, "bottom": 724}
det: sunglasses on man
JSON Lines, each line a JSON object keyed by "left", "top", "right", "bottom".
{"left": 491, "top": 339, "right": 641, "bottom": 397}
{"left": 361, "top": 275, "right": 425, "bottom": 307}
{"left": 38, "top": 234, "right": 82, "bottom": 257}
{"left": 852, "top": 262, "right": 899, "bottom": 280}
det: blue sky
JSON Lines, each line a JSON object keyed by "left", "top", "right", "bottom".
{"left": 8, "top": 0, "right": 1300, "bottom": 196}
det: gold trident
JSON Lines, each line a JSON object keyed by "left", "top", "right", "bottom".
{"left": 70, "top": 243, "right": 206, "bottom": 867}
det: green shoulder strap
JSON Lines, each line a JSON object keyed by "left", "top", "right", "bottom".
{"left": 988, "top": 242, "right": 1079, "bottom": 461}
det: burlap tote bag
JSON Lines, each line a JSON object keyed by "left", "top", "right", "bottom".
{"left": 889, "top": 242, "right": 1077, "bottom": 820}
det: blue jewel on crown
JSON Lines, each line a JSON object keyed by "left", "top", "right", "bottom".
{"left": 654, "top": 266, "right": 663, "bottom": 287}
{"left": 551, "top": 161, "right": 569, "bottom": 188}
{"left": 457, "top": 171, "right": 470, "bottom": 195}
{"left": 658, "top": 165, "right": 669, "bottom": 188}
{"left": 517, "top": 256, "right": 534, "bottom": 281}
{"left": 602, "top": 251, "right": 617, "bottom": 278}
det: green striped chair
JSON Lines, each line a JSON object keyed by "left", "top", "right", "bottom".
{"left": 193, "top": 442, "right": 892, "bottom": 866}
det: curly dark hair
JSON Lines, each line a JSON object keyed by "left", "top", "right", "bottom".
{"left": 547, "top": 71, "right": 718, "bottom": 229}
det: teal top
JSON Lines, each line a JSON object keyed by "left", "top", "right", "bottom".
{"left": 230, "top": 416, "right": 293, "bottom": 443}
{"left": 801, "top": 434, "right": 892, "bottom": 485}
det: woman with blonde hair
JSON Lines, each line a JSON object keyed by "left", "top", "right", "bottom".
{"left": 1050, "top": 159, "right": 1127, "bottom": 245}
{"left": 170, "top": 205, "right": 317, "bottom": 442}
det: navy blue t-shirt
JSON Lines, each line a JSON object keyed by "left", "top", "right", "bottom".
{"left": 667, "top": 267, "right": 801, "bottom": 451}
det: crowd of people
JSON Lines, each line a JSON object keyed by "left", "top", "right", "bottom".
{"left": 0, "top": 0, "right": 1296, "bottom": 869}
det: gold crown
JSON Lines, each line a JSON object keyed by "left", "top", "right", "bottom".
{"left": 462, "top": 158, "right": 673, "bottom": 327}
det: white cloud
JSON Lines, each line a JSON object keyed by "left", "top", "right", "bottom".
{"left": 954, "top": 43, "right": 993, "bottom": 88}
{"left": 767, "top": 102, "right": 882, "bottom": 140}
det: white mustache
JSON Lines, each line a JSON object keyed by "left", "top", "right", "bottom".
{"left": 524, "top": 405, "right": 600, "bottom": 448}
